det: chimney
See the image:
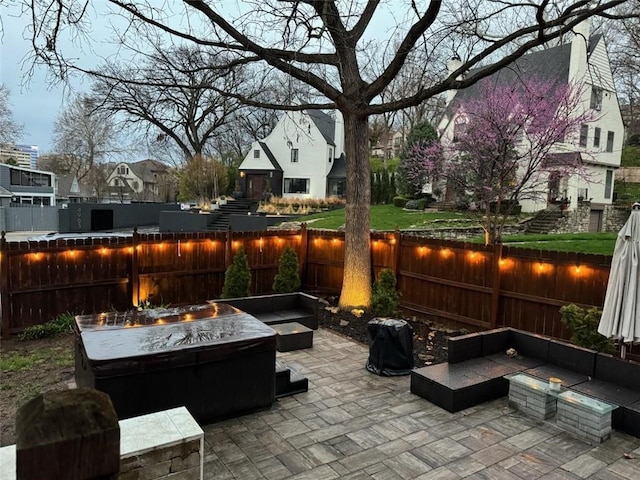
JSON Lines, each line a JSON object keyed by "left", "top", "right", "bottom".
{"left": 446, "top": 55, "right": 463, "bottom": 104}
{"left": 569, "top": 18, "right": 591, "bottom": 82}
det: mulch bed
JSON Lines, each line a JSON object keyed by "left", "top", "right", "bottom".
{"left": 317, "top": 296, "right": 468, "bottom": 367}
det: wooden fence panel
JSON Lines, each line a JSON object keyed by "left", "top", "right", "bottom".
{"left": 304, "top": 231, "right": 345, "bottom": 294}
{"left": 0, "top": 229, "right": 619, "bottom": 347}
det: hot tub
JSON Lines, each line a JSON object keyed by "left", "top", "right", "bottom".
{"left": 75, "top": 303, "right": 276, "bottom": 423}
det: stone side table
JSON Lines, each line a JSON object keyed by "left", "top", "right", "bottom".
{"left": 507, "top": 373, "right": 558, "bottom": 420}
{"left": 557, "top": 391, "right": 617, "bottom": 444}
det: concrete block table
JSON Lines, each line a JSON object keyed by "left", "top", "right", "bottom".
{"left": 557, "top": 391, "right": 617, "bottom": 444}
{"left": 507, "top": 373, "right": 558, "bottom": 420}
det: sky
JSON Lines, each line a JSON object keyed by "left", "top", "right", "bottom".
{"left": 2, "top": 12, "right": 63, "bottom": 152}
{"left": 1, "top": 4, "right": 102, "bottom": 153}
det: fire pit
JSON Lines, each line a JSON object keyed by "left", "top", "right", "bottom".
{"left": 75, "top": 303, "right": 276, "bottom": 423}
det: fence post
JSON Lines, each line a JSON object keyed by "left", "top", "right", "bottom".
{"left": 225, "top": 225, "right": 233, "bottom": 269}
{"left": 392, "top": 228, "right": 402, "bottom": 280}
{"left": 0, "top": 231, "right": 10, "bottom": 338}
{"left": 298, "top": 223, "right": 309, "bottom": 285}
{"left": 131, "top": 227, "right": 139, "bottom": 307}
{"left": 490, "top": 241, "right": 503, "bottom": 329}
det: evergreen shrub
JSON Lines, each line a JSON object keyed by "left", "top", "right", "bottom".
{"left": 393, "top": 196, "right": 408, "bottom": 208}
{"left": 559, "top": 304, "right": 615, "bottom": 353}
{"left": 371, "top": 268, "right": 400, "bottom": 316}
{"left": 273, "top": 246, "right": 301, "bottom": 293}
{"left": 221, "top": 246, "right": 251, "bottom": 298}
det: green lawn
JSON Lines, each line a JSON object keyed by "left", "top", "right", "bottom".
{"left": 287, "top": 205, "right": 618, "bottom": 255}
{"left": 293, "top": 205, "right": 467, "bottom": 230}
{"left": 469, "top": 232, "right": 618, "bottom": 255}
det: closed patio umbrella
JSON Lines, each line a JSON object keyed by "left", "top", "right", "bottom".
{"left": 598, "top": 203, "right": 640, "bottom": 358}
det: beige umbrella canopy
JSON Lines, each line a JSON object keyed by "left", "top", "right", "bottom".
{"left": 598, "top": 204, "right": 640, "bottom": 358}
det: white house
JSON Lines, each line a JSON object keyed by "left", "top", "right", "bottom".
{"left": 438, "top": 20, "right": 624, "bottom": 219}
{"left": 238, "top": 110, "right": 346, "bottom": 199}
{"left": 105, "top": 159, "right": 171, "bottom": 203}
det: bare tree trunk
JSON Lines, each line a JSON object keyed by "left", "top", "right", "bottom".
{"left": 339, "top": 113, "right": 372, "bottom": 309}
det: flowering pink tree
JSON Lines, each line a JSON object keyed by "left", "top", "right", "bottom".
{"left": 445, "top": 78, "right": 594, "bottom": 244}
{"left": 402, "top": 142, "right": 445, "bottom": 197}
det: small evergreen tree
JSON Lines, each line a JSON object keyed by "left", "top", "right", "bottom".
{"left": 272, "top": 246, "right": 301, "bottom": 293}
{"left": 221, "top": 246, "right": 251, "bottom": 298}
{"left": 371, "top": 268, "right": 400, "bottom": 316}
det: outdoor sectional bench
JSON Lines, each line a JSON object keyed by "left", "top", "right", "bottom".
{"left": 411, "top": 327, "right": 640, "bottom": 439}
{"left": 222, "top": 291, "right": 320, "bottom": 353}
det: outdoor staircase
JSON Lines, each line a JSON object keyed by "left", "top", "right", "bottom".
{"left": 525, "top": 206, "right": 564, "bottom": 234}
{"left": 275, "top": 360, "right": 309, "bottom": 398}
{"left": 207, "top": 198, "right": 260, "bottom": 231}
{"left": 432, "top": 201, "right": 458, "bottom": 212}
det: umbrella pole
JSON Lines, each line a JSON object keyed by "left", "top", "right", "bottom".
{"left": 621, "top": 343, "right": 627, "bottom": 360}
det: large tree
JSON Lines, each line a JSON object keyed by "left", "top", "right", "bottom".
{"left": 92, "top": 45, "right": 247, "bottom": 164}
{"left": 51, "top": 94, "right": 120, "bottom": 180}
{"left": 0, "top": 85, "right": 24, "bottom": 144}
{"left": 26, "top": 1, "right": 633, "bottom": 309}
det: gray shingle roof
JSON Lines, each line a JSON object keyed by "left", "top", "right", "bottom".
{"left": 128, "top": 159, "right": 169, "bottom": 183}
{"left": 446, "top": 34, "right": 603, "bottom": 117}
{"left": 327, "top": 153, "right": 346, "bottom": 179}
{"left": 307, "top": 110, "right": 336, "bottom": 146}
{"left": 258, "top": 142, "right": 283, "bottom": 171}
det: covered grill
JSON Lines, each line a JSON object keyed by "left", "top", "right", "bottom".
{"left": 75, "top": 303, "right": 276, "bottom": 423}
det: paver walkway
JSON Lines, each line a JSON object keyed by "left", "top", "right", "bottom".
{"left": 202, "top": 328, "right": 640, "bottom": 479}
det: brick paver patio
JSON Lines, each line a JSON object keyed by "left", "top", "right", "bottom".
{"left": 202, "top": 328, "right": 640, "bottom": 479}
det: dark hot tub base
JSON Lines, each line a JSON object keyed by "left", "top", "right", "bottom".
{"left": 75, "top": 304, "right": 277, "bottom": 424}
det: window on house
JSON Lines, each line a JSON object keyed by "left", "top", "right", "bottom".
{"left": 132, "top": 181, "right": 139, "bottom": 190}
{"left": 291, "top": 148, "right": 299, "bottom": 163}
{"left": 117, "top": 166, "right": 129, "bottom": 175}
{"left": 329, "top": 148, "right": 333, "bottom": 163}
{"left": 579, "top": 125, "right": 588, "bottom": 147}
{"left": 578, "top": 188, "right": 589, "bottom": 201}
{"left": 114, "top": 179, "right": 120, "bottom": 186}
{"left": 604, "top": 170, "right": 613, "bottom": 199}
{"left": 9, "top": 169, "right": 52, "bottom": 187}
{"left": 453, "top": 122, "right": 467, "bottom": 142}
{"left": 284, "top": 178, "right": 310, "bottom": 194}
{"left": 606, "top": 131, "right": 614, "bottom": 152}
{"left": 253, "top": 149, "right": 260, "bottom": 158}
{"left": 594, "top": 127, "right": 601, "bottom": 148}
{"left": 590, "top": 87, "right": 603, "bottom": 111}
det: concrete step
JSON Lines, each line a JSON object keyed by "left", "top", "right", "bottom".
{"left": 275, "top": 361, "right": 309, "bottom": 398}
{"left": 271, "top": 322, "right": 313, "bottom": 352}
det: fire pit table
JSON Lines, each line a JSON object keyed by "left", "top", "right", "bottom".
{"left": 75, "top": 303, "right": 276, "bottom": 424}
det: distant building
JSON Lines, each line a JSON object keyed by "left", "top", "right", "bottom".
{"left": 17, "top": 145, "right": 39, "bottom": 168}
{"left": 0, "top": 163, "right": 56, "bottom": 206}
{"left": 0, "top": 144, "right": 37, "bottom": 169}
{"left": 105, "top": 159, "right": 173, "bottom": 203}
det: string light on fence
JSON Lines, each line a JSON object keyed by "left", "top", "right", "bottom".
{"left": 30, "top": 252, "right": 43, "bottom": 261}
{"left": 99, "top": 247, "right": 109, "bottom": 256}
{"left": 440, "top": 248, "right": 451, "bottom": 258}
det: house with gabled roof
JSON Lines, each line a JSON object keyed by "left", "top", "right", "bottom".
{"left": 438, "top": 20, "right": 624, "bottom": 225}
{"left": 237, "top": 110, "right": 346, "bottom": 199}
{"left": 105, "top": 159, "right": 173, "bottom": 203}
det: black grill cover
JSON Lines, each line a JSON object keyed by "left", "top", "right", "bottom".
{"left": 366, "top": 318, "right": 414, "bottom": 376}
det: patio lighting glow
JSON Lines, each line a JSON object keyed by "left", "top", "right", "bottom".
{"left": 418, "top": 246, "right": 429, "bottom": 256}
{"left": 100, "top": 247, "right": 109, "bottom": 255}
{"left": 127, "top": 247, "right": 134, "bottom": 254}
{"left": 136, "top": 245, "right": 142, "bottom": 251}
{"left": 233, "top": 241, "right": 240, "bottom": 249}
{"left": 30, "top": 252, "right": 42, "bottom": 261}
{"left": 389, "top": 237, "right": 397, "bottom": 245}
{"left": 66, "top": 250, "right": 77, "bottom": 258}
{"left": 156, "top": 242, "right": 165, "bottom": 250}
{"left": 440, "top": 248, "right": 451, "bottom": 257}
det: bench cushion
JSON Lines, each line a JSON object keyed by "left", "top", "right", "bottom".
{"left": 548, "top": 340, "right": 596, "bottom": 377}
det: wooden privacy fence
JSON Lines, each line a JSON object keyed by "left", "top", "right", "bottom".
{"left": 0, "top": 226, "right": 616, "bottom": 346}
